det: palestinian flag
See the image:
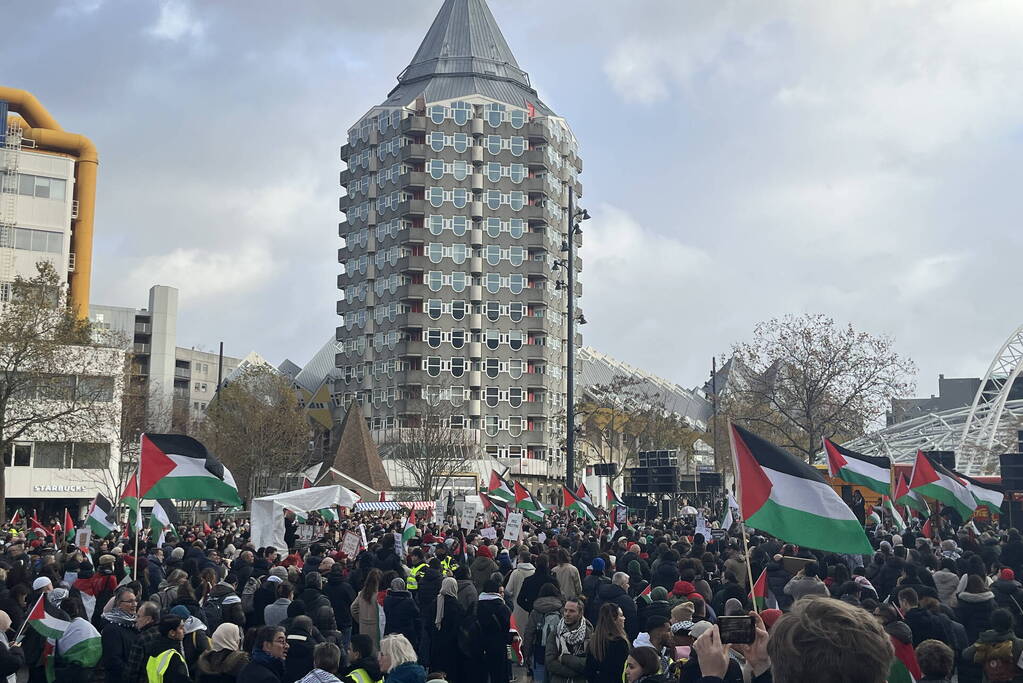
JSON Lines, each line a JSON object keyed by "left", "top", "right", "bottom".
{"left": 487, "top": 470, "right": 515, "bottom": 504}
{"left": 606, "top": 484, "right": 625, "bottom": 508}
{"left": 139, "top": 434, "right": 242, "bottom": 506}
{"left": 55, "top": 617, "right": 102, "bottom": 669}
{"left": 909, "top": 451, "right": 976, "bottom": 518}
{"left": 301, "top": 462, "right": 323, "bottom": 489}
{"left": 888, "top": 634, "right": 922, "bottom": 683}
{"left": 562, "top": 486, "right": 596, "bottom": 520}
{"left": 575, "top": 483, "right": 595, "bottom": 507}
{"left": 9, "top": 508, "right": 23, "bottom": 526}
{"left": 750, "top": 568, "right": 770, "bottom": 610}
{"left": 639, "top": 584, "right": 652, "bottom": 598}
{"left": 894, "top": 473, "right": 929, "bottom": 517}
{"left": 401, "top": 510, "right": 417, "bottom": 544}
{"left": 824, "top": 438, "right": 891, "bottom": 497}
{"left": 883, "top": 497, "right": 907, "bottom": 533}
{"left": 514, "top": 481, "right": 546, "bottom": 522}
{"left": 63, "top": 509, "right": 74, "bottom": 537}
{"left": 730, "top": 424, "right": 873, "bottom": 555}
{"left": 508, "top": 614, "right": 524, "bottom": 666}
{"left": 959, "top": 474, "right": 1004, "bottom": 515}
{"left": 120, "top": 473, "right": 143, "bottom": 534}
{"left": 86, "top": 494, "right": 116, "bottom": 538}
{"left": 866, "top": 505, "right": 881, "bottom": 527}
{"left": 26, "top": 595, "right": 70, "bottom": 639}
{"left": 319, "top": 507, "right": 338, "bottom": 522}
{"left": 29, "top": 511, "right": 49, "bottom": 540}
{"left": 480, "top": 492, "right": 510, "bottom": 519}
{"left": 722, "top": 492, "right": 740, "bottom": 531}
{"left": 149, "top": 499, "right": 180, "bottom": 537}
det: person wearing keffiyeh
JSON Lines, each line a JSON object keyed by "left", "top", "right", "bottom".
{"left": 100, "top": 587, "right": 138, "bottom": 683}
{"left": 544, "top": 597, "right": 592, "bottom": 683}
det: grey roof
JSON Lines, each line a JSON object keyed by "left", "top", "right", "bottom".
{"left": 294, "top": 336, "right": 340, "bottom": 393}
{"left": 578, "top": 346, "right": 712, "bottom": 428}
{"left": 277, "top": 359, "right": 302, "bottom": 380}
{"left": 381, "top": 0, "right": 555, "bottom": 116}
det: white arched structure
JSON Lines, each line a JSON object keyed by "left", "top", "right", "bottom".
{"left": 957, "top": 325, "right": 1023, "bottom": 474}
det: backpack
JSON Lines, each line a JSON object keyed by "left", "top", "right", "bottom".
{"left": 535, "top": 611, "right": 560, "bottom": 649}
{"left": 974, "top": 639, "right": 1018, "bottom": 682}
{"left": 203, "top": 595, "right": 224, "bottom": 631}
{"left": 241, "top": 576, "right": 261, "bottom": 614}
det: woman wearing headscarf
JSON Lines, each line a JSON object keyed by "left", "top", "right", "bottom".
{"left": 197, "top": 622, "right": 249, "bottom": 683}
{"left": 0, "top": 610, "right": 25, "bottom": 679}
{"left": 429, "top": 577, "right": 464, "bottom": 683}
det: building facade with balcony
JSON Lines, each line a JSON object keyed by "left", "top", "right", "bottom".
{"left": 336, "top": 0, "right": 583, "bottom": 487}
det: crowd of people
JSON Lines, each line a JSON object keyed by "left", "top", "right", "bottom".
{"left": 0, "top": 501, "right": 1022, "bottom": 682}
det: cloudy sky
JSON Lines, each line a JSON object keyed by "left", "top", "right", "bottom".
{"left": 5, "top": 0, "right": 1022, "bottom": 398}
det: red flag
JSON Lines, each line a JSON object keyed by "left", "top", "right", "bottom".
{"left": 63, "top": 509, "right": 74, "bottom": 537}
{"left": 30, "top": 510, "right": 48, "bottom": 537}
{"left": 514, "top": 481, "right": 530, "bottom": 505}
{"left": 921, "top": 517, "right": 933, "bottom": 540}
{"left": 890, "top": 635, "right": 923, "bottom": 679}
{"left": 750, "top": 568, "right": 769, "bottom": 610}
{"left": 202, "top": 521, "right": 212, "bottom": 535}
{"left": 378, "top": 491, "right": 387, "bottom": 502}
{"left": 526, "top": 102, "right": 536, "bottom": 119}
{"left": 9, "top": 509, "right": 21, "bottom": 526}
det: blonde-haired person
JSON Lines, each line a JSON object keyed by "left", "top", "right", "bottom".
{"left": 378, "top": 634, "right": 426, "bottom": 683}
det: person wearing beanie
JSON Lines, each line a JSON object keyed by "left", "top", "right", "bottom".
{"left": 991, "top": 567, "right": 1023, "bottom": 623}
{"left": 640, "top": 586, "right": 671, "bottom": 626}
{"left": 383, "top": 577, "right": 421, "bottom": 651}
{"left": 469, "top": 544, "right": 498, "bottom": 594}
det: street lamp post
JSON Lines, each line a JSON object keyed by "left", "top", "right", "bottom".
{"left": 562, "top": 186, "right": 588, "bottom": 489}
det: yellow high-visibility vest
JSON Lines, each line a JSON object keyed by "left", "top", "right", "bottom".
{"left": 146, "top": 648, "right": 185, "bottom": 683}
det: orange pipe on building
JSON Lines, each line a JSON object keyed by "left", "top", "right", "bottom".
{"left": 3, "top": 90, "right": 97, "bottom": 317}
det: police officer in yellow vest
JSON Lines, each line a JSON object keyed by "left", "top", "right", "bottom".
{"left": 406, "top": 548, "right": 428, "bottom": 592}
{"left": 144, "top": 615, "right": 190, "bottom": 683}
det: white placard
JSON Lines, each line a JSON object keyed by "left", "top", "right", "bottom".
{"left": 297, "top": 524, "right": 317, "bottom": 542}
{"left": 537, "top": 532, "right": 546, "bottom": 545}
{"left": 393, "top": 531, "right": 403, "bottom": 555}
{"left": 358, "top": 523, "right": 368, "bottom": 548}
{"left": 341, "top": 531, "right": 361, "bottom": 557}
{"left": 481, "top": 527, "right": 497, "bottom": 540}
{"left": 75, "top": 528, "right": 91, "bottom": 549}
{"left": 433, "top": 500, "right": 445, "bottom": 524}
{"left": 505, "top": 512, "right": 524, "bottom": 544}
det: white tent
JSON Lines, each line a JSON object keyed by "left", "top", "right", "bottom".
{"left": 250, "top": 485, "right": 358, "bottom": 550}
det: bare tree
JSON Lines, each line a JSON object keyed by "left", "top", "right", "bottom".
{"left": 199, "top": 364, "right": 310, "bottom": 501}
{"left": 729, "top": 314, "right": 916, "bottom": 462}
{"left": 378, "top": 388, "right": 481, "bottom": 501}
{"left": 0, "top": 262, "right": 125, "bottom": 515}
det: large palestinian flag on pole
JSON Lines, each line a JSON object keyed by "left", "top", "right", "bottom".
{"left": 487, "top": 470, "right": 516, "bottom": 504}
{"left": 883, "top": 496, "right": 907, "bottom": 532}
{"left": 55, "top": 617, "right": 102, "bottom": 669}
{"left": 86, "top": 494, "right": 116, "bottom": 538}
{"left": 562, "top": 486, "right": 596, "bottom": 520}
{"left": 824, "top": 438, "right": 891, "bottom": 497}
{"left": 909, "top": 451, "right": 976, "bottom": 518}
{"left": 730, "top": 424, "right": 873, "bottom": 555}
{"left": 959, "top": 473, "right": 1004, "bottom": 515}
{"left": 606, "top": 484, "right": 626, "bottom": 508}
{"left": 139, "top": 434, "right": 242, "bottom": 506}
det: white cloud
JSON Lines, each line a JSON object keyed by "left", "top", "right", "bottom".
{"left": 147, "top": 0, "right": 204, "bottom": 42}
{"left": 124, "top": 244, "right": 277, "bottom": 306}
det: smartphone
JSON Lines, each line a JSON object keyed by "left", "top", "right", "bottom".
{"left": 717, "top": 615, "right": 755, "bottom": 644}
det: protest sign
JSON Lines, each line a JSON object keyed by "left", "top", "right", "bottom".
{"left": 341, "top": 531, "right": 361, "bottom": 557}
{"left": 505, "top": 511, "right": 524, "bottom": 544}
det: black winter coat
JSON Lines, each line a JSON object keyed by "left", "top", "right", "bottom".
{"left": 1002, "top": 541, "right": 1023, "bottom": 574}
{"left": 517, "top": 570, "right": 558, "bottom": 615}
{"left": 0, "top": 640, "right": 25, "bottom": 678}
{"left": 429, "top": 595, "right": 464, "bottom": 681}
{"left": 373, "top": 547, "right": 405, "bottom": 576}
{"left": 323, "top": 574, "right": 356, "bottom": 630}
{"left": 383, "top": 590, "right": 421, "bottom": 650}
{"left": 239, "top": 654, "right": 286, "bottom": 683}
{"left": 651, "top": 561, "right": 679, "bottom": 590}
{"left": 595, "top": 583, "right": 639, "bottom": 640}
{"left": 415, "top": 567, "right": 442, "bottom": 610}
{"left": 956, "top": 591, "right": 995, "bottom": 644}
{"left": 475, "top": 596, "right": 512, "bottom": 657}
{"left": 100, "top": 619, "right": 139, "bottom": 683}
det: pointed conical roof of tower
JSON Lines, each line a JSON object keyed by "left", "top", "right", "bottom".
{"left": 331, "top": 401, "right": 391, "bottom": 491}
{"left": 381, "top": 0, "right": 555, "bottom": 115}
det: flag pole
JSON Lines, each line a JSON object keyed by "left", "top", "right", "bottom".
{"left": 13, "top": 594, "right": 43, "bottom": 644}
{"left": 740, "top": 521, "right": 759, "bottom": 614}
{"left": 134, "top": 433, "right": 142, "bottom": 579}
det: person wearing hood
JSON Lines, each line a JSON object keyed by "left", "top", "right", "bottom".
{"left": 143, "top": 615, "right": 191, "bottom": 683}
{"left": 475, "top": 578, "right": 512, "bottom": 683}
{"left": 300, "top": 572, "right": 332, "bottom": 614}
{"left": 284, "top": 615, "right": 321, "bottom": 683}
{"left": 452, "top": 565, "right": 477, "bottom": 616}
{"left": 146, "top": 546, "right": 166, "bottom": 598}
{"left": 963, "top": 608, "right": 1023, "bottom": 682}
{"left": 196, "top": 622, "right": 248, "bottom": 683}
{"left": 341, "top": 633, "right": 381, "bottom": 683}
{"left": 240, "top": 625, "right": 289, "bottom": 683}
{"left": 505, "top": 550, "right": 535, "bottom": 628}
{"left": 933, "top": 558, "right": 961, "bottom": 608}
{"left": 469, "top": 545, "right": 498, "bottom": 594}
{"left": 101, "top": 587, "right": 139, "bottom": 683}
{"left": 958, "top": 574, "right": 997, "bottom": 644}
{"left": 323, "top": 566, "right": 356, "bottom": 652}
{"left": 553, "top": 548, "right": 583, "bottom": 600}
{"left": 374, "top": 536, "right": 406, "bottom": 578}
{"left": 383, "top": 578, "right": 421, "bottom": 651}
{"left": 169, "top": 604, "right": 210, "bottom": 671}
{"left": 522, "top": 583, "right": 564, "bottom": 683}
{"left": 428, "top": 577, "right": 464, "bottom": 683}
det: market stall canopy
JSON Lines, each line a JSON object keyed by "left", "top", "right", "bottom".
{"left": 251, "top": 485, "right": 358, "bottom": 550}
{"left": 353, "top": 501, "right": 436, "bottom": 512}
